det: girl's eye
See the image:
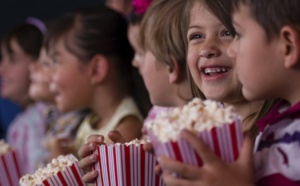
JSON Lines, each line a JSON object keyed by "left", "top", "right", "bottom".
{"left": 189, "top": 33, "right": 204, "bottom": 41}
{"left": 42, "top": 60, "right": 51, "bottom": 67}
{"left": 221, "top": 30, "right": 233, "bottom": 37}
{"left": 51, "top": 58, "right": 60, "bottom": 66}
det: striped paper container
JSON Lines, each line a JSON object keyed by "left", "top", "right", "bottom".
{"left": 93, "top": 144, "right": 165, "bottom": 186}
{"left": 148, "top": 119, "right": 243, "bottom": 168}
{"left": 0, "top": 150, "right": 24, "bottom": 186}
{"left": 36, "top": 162, "right": 86, "bottom": 186}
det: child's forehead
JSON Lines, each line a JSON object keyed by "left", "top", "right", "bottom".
{"left": 190, "top": 1, "right": 210, "bottom": 17}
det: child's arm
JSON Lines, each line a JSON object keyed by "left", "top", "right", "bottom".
{"left": 113, "top": 115, "right": 143, "bottom": 142}
{"left": 158, "top": 130, "right": 255, "bottom": 186}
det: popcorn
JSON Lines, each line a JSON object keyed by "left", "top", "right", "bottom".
{"left": 123, "top": 138, "right": 149, "bottom": 146}
{"left": 146, "top": 98, "right": 244, "bottom": 169}
{"left": 0, "top": 140, "right": 12, "bottom": 155}
{"left": 93, "top": 139, "right": 164, "bottom": 186}
{"left": 146, "top": 98, "right": 239, "bottom": 142}
{"left": 19, "top": 154, "right": 85, "bottom": 186}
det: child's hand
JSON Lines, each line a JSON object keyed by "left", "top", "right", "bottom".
{"left": 158, "top": 130, "right": 255, "bottom": 186}
{"left": 78, "top": 131, "right": 128, "bottom": 183}
{"left": 78, "top": 135, "right": 105, "bottom": 183}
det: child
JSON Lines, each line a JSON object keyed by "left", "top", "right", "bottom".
{"left": 29, "top": 46, "right": 88, "bottom": 165}
{"left": 159, "top": 0, "right": 300, "bottom": 185}
{"left": 0, "top": 20, "right": 47, "bottom": 174}
{"left": 227, "top": 0, "right": 300, "bottom": 184}
{"left": 183, "top": 0, "right": 274, "bottom": 138}
{"left": 47, "top": 6, "right": 144, "bottom": 154}
{"left": 78, "top": 0, "right": 192, "bottom": 182}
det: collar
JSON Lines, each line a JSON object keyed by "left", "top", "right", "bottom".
{"left": 257, "top": 100, "right": 300, "bottom": 131}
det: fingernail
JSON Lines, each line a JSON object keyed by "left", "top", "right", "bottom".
{"left": 89, "top": 143, "right": 95, "bottom": 150}
{"left": 91, "top": 170, "right": 98, "bottom": 176}
{"left": 90, "top": 154, "right": 96, "bottom": 161}
{"left": 97, "top": 136, "right": 104, "bottom": 142}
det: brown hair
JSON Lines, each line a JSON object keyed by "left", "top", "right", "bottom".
{"left": 230, "top": 0, "right": 300, "bottom": 41}
{"left": 2, "top": 23, "right": 44, "bottom": 60}
{"left": 139, "top": 0, "right": 187, "bottom": 71}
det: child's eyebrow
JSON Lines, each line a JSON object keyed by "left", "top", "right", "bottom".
{"left": 188, "top": 25, "right": 204, "bottom": 30}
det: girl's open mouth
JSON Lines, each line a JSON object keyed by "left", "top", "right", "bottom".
{"left": 202, "top": 67, "right": 230, "bottom": 76}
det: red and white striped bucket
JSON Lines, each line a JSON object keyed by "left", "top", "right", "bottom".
{"left": 93, "top": 144, "right": 164, "bottom": 186}
{"left": 0, "top": 150, "right": 24, "bottom": 186}
{"left": 148, "top": 119, "right": 243, "bottom": 168}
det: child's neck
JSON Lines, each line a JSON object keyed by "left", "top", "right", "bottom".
{"left": 18, "top": 95, "right": 33, "bottom": 110}
{"left": 91, "top": 90, "right": 127, "bottom": 129}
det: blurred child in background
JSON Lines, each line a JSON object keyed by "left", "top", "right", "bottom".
{"left": 0, "top": 18, "right": 46, "bottom": 174}
{"left": 47, "top": 6, "right": 144, "bottom": 157}
{"left": 29, "top": 44, "right": 88, "bottom": 165}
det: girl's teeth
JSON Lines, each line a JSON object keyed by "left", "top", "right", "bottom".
{"left": 204, "top": 68, "right": 229, "bottom": 74}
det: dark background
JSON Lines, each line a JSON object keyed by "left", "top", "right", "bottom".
{"left": 0, "top": 0, "right": 105, "bottom": 38}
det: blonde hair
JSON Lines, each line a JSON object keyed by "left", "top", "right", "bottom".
{"left": 139, "top": 0, "right": 187, "bottom": 70}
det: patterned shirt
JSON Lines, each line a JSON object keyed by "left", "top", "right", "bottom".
{"left": 7, "top": 102, "right": 47, "bottom": 174}
{"left": 254, "top": 100, "right": 300, "bottom": 185}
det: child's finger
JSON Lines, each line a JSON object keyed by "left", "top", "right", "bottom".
{"left": 78, "top": 142, "right": 96, "bottom": 158}
{"left": 87, "top": 134, "right": 105, "bottom": 145}
{"left": 154, "top": 164, "right": 162, "bottom": 175}
{"left": 108, "top": 130, "right": 127, "bottom": 143}
{"left": 158, "top": 155, "right": 202, "bottom": 180}
{"left": 78, "top": 153, "right": 98, "bottom": 171}
{"left": 82, "top": 170, "right": 98, "bottom": 183}
{"left": 143, "top": 142, "right": 154, "bottom": 154}
{"left": 181, "top": 130, "right": 219, "bottom": 164}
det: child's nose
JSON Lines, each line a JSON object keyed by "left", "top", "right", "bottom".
{"left": 199, "top": 39, "right": 221, "bottom": 58}
{"left": 199, "top": 46, "right": 222, "bottom": 59}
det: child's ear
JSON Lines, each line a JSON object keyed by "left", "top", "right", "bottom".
{"left": 167, "top": 57, "right": 181, "bottom": 84}
{"left": 89, "top": 54, "right": 109, "bottom": 85}
{"left": 280, "top": 25, "right": 300, "bottom": 68}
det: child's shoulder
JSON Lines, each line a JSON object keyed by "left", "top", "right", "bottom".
{"left": 254, "top": 100, "right": 300, "bottom": 184}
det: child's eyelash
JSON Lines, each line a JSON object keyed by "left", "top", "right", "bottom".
{"left": 221, "top": 30, "right": 233, "bottom": 37}
{"left": 189, "top": 33, "right": 204, "bottom": 41}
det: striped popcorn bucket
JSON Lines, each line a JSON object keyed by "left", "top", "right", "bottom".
{"left": 37, "top": 162, "right": 86, "bottom": 186}
{"left": 148, "top": 119, "right": 243, "bottom": 168}
{"left": 93, "top": 144, "right": 165, "bottom": 186}
{"left": 0, "top": 150, "right": 24, "bottom": 186}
